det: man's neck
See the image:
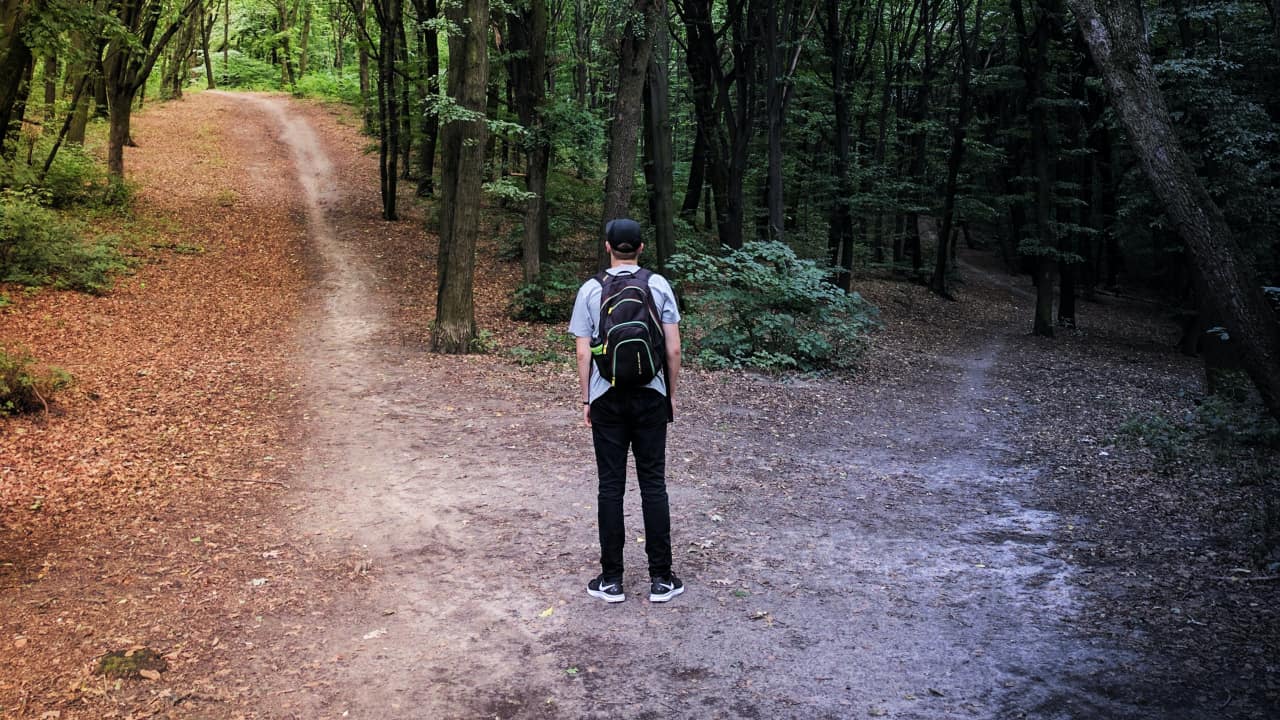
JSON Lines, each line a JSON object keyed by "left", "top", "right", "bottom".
{"left": 609, "top": 257, "right": 640, "bottom": 269}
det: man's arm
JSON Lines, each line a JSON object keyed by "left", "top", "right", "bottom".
{"left": 576, "top": 336, "right": 593, "bottom": 427}
{"left": 663, "top": 323, "right": 681, "bottom": 416}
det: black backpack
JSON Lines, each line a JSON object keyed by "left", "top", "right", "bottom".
{"left": 591, "top": 268, "right": 666, "bottom": 387}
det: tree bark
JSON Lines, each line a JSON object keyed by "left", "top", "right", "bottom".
{"left": 412, "top": 0, "right": 440, "bottom": 196}
{"left": 680, "top": 124, "right": 706, "bottom": 224}
{"left": 507, "top": 0, "right": 551, "bottom": 282}
{"left": 599, "top": 0, "right": 663, "bottom": 268}
{"left": 930, "top": 0, "right": 982, "bottom": 298}
{"left": 0, "top": 0, "right": 38, "bottom": 157}
{"left": 432, "top": 0, "right": 490, "bottom": 354}
{"left": 200, "top": 0, "right": 216, "bottom": 88}
{"left": 642, "top": 17, "right": 676, "bottom": 271}
{"left": 1067, "top": 0, "right": 1280, "bottom": 418}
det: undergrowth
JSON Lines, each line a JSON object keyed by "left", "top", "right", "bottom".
{"left": 668, "top": 241, "right": 880, "bottom": 372}
{"left": 0, "top": 189, "right": 130, "bottom": 294}
{"left": 0, "top": 346, "right": 72, "bottom": 415}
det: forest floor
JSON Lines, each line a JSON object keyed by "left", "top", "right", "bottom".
{"left": 1, "top": 91, "right": 1277, "bottom": 720}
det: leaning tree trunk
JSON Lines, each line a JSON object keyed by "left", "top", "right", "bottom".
{"left": 1067, "top": 0, "right": 1280, "bottom": 419}
{"left": 432, "top": 0, "right": 489, "bottom": 353}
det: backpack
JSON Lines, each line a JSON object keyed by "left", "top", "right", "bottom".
{"left": 591, "top": 268, "right": 666, "bottom": 387}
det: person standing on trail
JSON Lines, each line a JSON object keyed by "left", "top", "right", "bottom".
{"left": 569, "top": 218, "right": 684, "bottom": 604}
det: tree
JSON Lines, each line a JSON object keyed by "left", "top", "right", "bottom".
{"left": 1066, "top": 0, "right": 1280, "bottom": 419}
{"left": 431, "top": 0, "right": 489, "bottom": 353}
{"left": 599, "top": 0, "right": 663, "bottom": 267}
{"left": 102, "top": 0, "right": 203, "bottom": 176}
{"left": 506, "top": 0, "right": 550, "bottom": 282}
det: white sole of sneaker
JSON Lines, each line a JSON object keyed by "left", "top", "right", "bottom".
{"left": 587, "top": 588, "right": 626, "bottom": 603}
{"left": 649, "top": 585, "right": 684, "bottom": 603}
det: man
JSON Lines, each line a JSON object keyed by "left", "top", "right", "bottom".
{"left": 568, "top": 218, "right": 684, "bottom": 604}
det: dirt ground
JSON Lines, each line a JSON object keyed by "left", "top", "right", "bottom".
{"left": 1, "top": 92, "right": 1276, "bottom": 719}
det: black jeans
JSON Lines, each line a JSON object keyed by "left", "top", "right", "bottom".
{"left": 589, "top": 387, "right": 672, "bottom": 581}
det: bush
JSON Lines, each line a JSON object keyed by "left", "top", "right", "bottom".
{"left": 215, "top": 51, "right": 281, "bottom": 90}
{"left": 0, "top": 190, "right": 129, "bottom": 294}
{"left": 0, "top": 346, "right": 72, "bottom": 415}
{"left": 293, "top": 71, "right": 364, "bottom": 105}
{"left": 668, "top": 241, "right": 880, "bottom": 372}
{"left": 511, "top": 262, "right": 583, "bottom": 322}
{"left": 0, "top": 144, "right": 132, "bottom": 210}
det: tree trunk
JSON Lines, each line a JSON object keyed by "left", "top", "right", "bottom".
{"left": 599, "top": 0, "right": 662, "bottom": 268}
{"left": 679, "top": 0, "right": 734, "bottom": 246}
{"left": 299, "top": 0, "right": 313, "bottom": 76}
{"left": 106, "top": 88, "right": 134, "bottom": 176}
{"left": 763, "top": 0, "right": 784, "bottom": 241}
{"left": 43, "top": 53, "right": 56, "bottom": 121}
{"left": 0, "top": 13, "right": 34, "bottom": 157}
{"left": 1068, "top": 0, "right": 1280, "bottom": 418}
{"left": 642, "top": 18, "right": 676, "bottom": 271}
{"left": 680, "top": 125, "right": 706, "bottom": 224}
{"left": 824, "top": 0, "right": 852, "bottom": 287}
{"left": 358, "top": 0, "right": 372, "bottom": 130}
{"left": 930, "top": 0, "right": 982, "bottom": 298}
{"left": 432, "top": 0, "right": 489, "bottom": 354}
{"left": 507, "top": 0, "right": 550, "bottom": 282}
{"left": 413, "top": 0, "right": 440, "bottom": 196}
{"left": 201, "top": 0, "right": 216, "bottom": 89}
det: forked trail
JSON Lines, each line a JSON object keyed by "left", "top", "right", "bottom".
{"left": 223, "top": 91, "right": 1145, "bottom": 719}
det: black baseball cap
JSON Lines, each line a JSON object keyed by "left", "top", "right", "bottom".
{"left": 605, "top": 218, "right": 642, "bottom": 252}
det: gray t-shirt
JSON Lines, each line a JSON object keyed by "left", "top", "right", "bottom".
{"left": 568, "top": 265, "right": 681, "bottom": 403}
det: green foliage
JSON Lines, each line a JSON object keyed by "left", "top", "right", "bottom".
{"left": 293, "top": 72, "right": 364, "bottom": 105}
{"left": 506, "top": 328, "right": 573, "bottom": 366}
{"left": 469, "top": 328, "right": 498, "bottom": 354}
{"left": 668, "top": 241, "right": 879, "bottom": 372}
{"left": 0, "top": 346, "right": 72, "bottom": 416}
{"left": 0, "top": 190, "right": 129, "bottom": 294}
{"left": 0, "top": 144, "right": 132, "bottom": 210}
{"left": 1119, "top": 411, "right": 1187, "bottom": 466}
{"left": 215, "top": 51, "right": 282, "bottom": 90}
{"left": 543, "top": 96, "right": 603, "bottom": 179}
{"left": 511, "top": 262, "right": 581, "bottom": 323}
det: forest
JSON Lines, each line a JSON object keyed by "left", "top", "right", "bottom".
{"left": 2, "top": 0, "right": 1279, "bottom": 393}
{"left": 2, "top": 0, "right": 1280, "bottom": 716}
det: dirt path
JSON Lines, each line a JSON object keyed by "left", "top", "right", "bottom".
{"left": 184, "top": 93, "right": 1158, "bottom": 720}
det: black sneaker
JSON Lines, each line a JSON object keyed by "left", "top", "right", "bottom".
{"left": 649, "top": 574, "right": 684, "bottom": 602}
{"left": 587, "top": 576, "right": 625, "bottom": 603}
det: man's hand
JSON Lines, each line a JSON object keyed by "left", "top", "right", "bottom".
{"left": 583, "top": 403, "right": 592, "bottom": 428}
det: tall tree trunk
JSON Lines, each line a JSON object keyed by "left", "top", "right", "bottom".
{"left": 599, "top": 0, "right": 662, "bottom": 268}
{"left": 642, "top": 17, "right": 676, "bottom": 271}
{"left": 763, "top": 0, "right": 784, "bottom": 241}
{"left": 299, "top": 0, "right": 313, "bottom": 76}
{"left": 824, "top": 0, "right": 852, "bottom": 287}
{"left": 0, "top": 11, "right": 35, "bottom": 157}
{"left": 433, "top": 0, "right": 490, "bottom": 353}
{"left": 358, "top": 0, "right": 372, "bottom": 130}
{"left": 680, "top": 124, "right": 706, "bottom": 224}
{"left": 507, "top": 0, "right": 550, "bottom": 281}
{"left": 375, "top": 0, "right": 402, "bottom": 219}
{"left": 1068, "top": 0, "right": 1280, "bottom": 418}
{"left": 679, "top": 0, "right": 733, "bottom": 246}
{"left": 412, "top": 0, "right": 439, "bottom": 196}
{"left": 930, "top": 0, "right": 982, "bottom": 298}
{"left": 200, "top": 0, "right": 216, "bottom": 88}
{"left": 42, "top": 53, "right": 56, "bottom": 121}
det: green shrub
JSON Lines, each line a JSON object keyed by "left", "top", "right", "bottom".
{"left": 0, "top": 144, "right": 131, "bottom": 210}
{"left": 1119, "top": 411, "right": 1187, "bottom": 465}
{"left": 293, "top": 71, "right": 364, "bottom": 105}
{"left": 0, "top": 190, "right": 130, "bottom": 294}
{"left": 511, "top": 262, "right": 582, "bottom": 323}
{"left": 215, "top": 52, "right": 281, "bottom": 90}
{"left": 0, "top": 346, "right": 72, "bottom": 415}
{"left": 668, "top": 241, "right": 880, "bottom": 372}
